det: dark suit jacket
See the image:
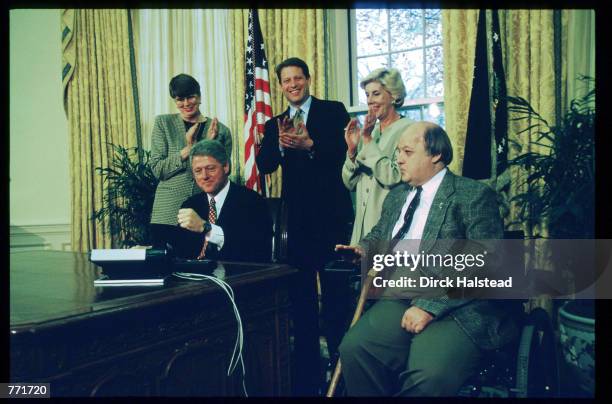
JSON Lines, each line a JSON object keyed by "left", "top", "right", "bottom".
{"left": 256, "top": 97, "right": 353, "bottom": 267}
{"left": 361, "top": 171, "right": 518, "bottom": 350}
{"left": 180, "top": 182, "right": 273, "bottom": 263}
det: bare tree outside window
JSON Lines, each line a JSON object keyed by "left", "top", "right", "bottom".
{"left": 351, "top": 9, "right": 445, "bottom": 127}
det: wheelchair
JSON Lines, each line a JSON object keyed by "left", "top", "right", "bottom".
{"left": 324, "top": 231, "right": 561, "bottom": 398}
{"left": 457, "top": 305, "right": 560, "bottom": 397}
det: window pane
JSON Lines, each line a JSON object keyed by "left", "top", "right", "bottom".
{"left": 425, "top": 46, "right": 444, "bottom": 97}
{"left": 425, "top": 102, "right": 445, "bottom": 127}
{"left": 390, "top": 9, "right": 423, "bottom": 51}
{"left": 357, "top": 55, "right": 389, "bottom": 105}
{"left": 352, "top": 8, "right": 443, "bottom": 106}
{"left": 402, "top": 107, "right": 422, "bottom": 122}
{"left": 425, "top": 9, "right": 442, "bottom": 46}
{"left": 391, "top": 50, "right": 424, "bottom": 99}
{"left": 355, "top": 9, "right": 389, "bottom": 56}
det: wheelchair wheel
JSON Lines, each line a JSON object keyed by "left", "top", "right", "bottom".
{"left": 514, "top": 308, "right": 560, "bottom": 397}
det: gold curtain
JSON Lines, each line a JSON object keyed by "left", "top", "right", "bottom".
{"left": 500, "top": 10, "right": 560, "bottom": 313}
{"left": 498, "top": 10, "right": 557, "bottom": 238}
{"left": 562, "top": 9, "right": 595, "bottom": 111}
{"left": 441, "top": 10, "right": 479, "bottom": 175}
{"left": 442, "top": 10, "right": 559, "bottom": 233}
{"left": 63, "top": 9, "right": 140, "bottom": 251}
{"left": 229, "top": 9, "right": 326, "bottom": 197}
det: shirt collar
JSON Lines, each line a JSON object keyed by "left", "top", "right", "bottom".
{"left": 289, "top": 95, "right": 312, "bottom": 118}
{"left": 417, "top": 167, "right": 447, "bottom": 202}
{"left": 207, "top": 179, "right": 230, "bottom": 211}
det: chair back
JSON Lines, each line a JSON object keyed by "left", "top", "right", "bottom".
{"left": 265, "top": 197, "right": 288, "bottom": 263}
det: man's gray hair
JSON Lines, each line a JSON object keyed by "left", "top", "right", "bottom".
{"left": 360, "top": 67, "right": 407, "bottom": 108}
{"left": 189, "top": 139, "right": 228, "bottom": 166}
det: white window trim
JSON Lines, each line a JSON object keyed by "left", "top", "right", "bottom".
{"left": 328, "top": 8, "right": 443, "bottom": 121}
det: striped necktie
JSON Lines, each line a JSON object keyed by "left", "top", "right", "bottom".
{"left": 390, "top": 186, "right": 423, "bottom": 247}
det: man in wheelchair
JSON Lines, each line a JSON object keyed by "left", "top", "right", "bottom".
{"left": 335, "top": 122, "right": 520, "bottom": 396}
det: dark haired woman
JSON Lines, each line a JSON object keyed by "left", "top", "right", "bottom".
{"left": 149, "top": 74, "right": 232, "bottom": 229}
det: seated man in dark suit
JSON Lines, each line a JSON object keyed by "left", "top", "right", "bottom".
{"left": 336, "top": 122, "right": 519, "bottom": 396}
{"left": 174, "top": 139, "right": 272, "bottom": 262}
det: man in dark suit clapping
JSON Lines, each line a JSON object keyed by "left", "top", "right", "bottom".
{"left": 256, "top": 57, "right": 354, "bottom": 395}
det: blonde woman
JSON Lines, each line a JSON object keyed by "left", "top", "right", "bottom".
{"left": 342, "top": 68, "right": 412, "bottom": 244}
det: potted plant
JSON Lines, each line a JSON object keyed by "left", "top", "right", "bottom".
{"left": 93, "top": 144, "right": 159, "bottom": 247}
{"left": 507, "top": 77, "right": 594, "bottom": 239}
{"left": 506, "top": 76, "right": 595, "bottom": 396}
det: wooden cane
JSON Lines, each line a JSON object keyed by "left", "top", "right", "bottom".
{"left": 326, "top": 268, "right": 378, "bottom": 397}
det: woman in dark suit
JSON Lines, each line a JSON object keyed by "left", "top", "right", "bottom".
{"left": 149, "top": 74, "right": 232, "bottom": 230}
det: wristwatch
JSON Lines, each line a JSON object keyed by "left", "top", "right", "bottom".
{"left": 203, "top": 221, "right": 212, "bottom": 234}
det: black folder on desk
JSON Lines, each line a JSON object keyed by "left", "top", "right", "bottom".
{"left": 150, "top": 223, "right": 203, "bottom": 259}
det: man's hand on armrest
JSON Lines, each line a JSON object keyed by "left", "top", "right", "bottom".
{"left": 334, "top": 244, "right": 364, "bottom": 264}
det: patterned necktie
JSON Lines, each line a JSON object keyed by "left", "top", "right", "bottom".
{"left": 197, "top": 197, "right": 217, "bottom": 259}
{"left": 209, "top": 197, "right": 217, "bottom": 224}
{"left": 293, "top": 108, "right": 303, "bottom": 134}
{"left": 391, "top": 186, "right": 423, "bottom": 242}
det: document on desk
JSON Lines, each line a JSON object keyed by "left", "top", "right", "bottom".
{"left": 93, "top": 276, "right": 165, "bottom": 287}
{"left": 90, "top": 249, "right": 146, "bottom": 261}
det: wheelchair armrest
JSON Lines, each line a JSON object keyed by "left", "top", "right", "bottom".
{"left": 324, "top": 259, "right": 360, "bottom": 273}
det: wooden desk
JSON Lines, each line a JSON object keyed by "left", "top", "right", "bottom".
{"left": 10, "top": 251, "right": 296, "bottom": 397}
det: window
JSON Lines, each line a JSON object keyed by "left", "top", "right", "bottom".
{"left": 350, "top": 9, "right": 444, "bottom": 126}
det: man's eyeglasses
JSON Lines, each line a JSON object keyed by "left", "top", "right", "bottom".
{"left": 174, "top": 95, "right": 198, "bottom": 105}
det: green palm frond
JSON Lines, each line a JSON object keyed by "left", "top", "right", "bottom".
{"left": 507, "top": 76, "right": 595, "bottom": 238}
{"left": 93, "top": 144, "right": 159, "bottom": 247}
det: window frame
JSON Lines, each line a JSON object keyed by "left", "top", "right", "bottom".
{"left": 347, "top": 8, "right": 444, "bottom": 123}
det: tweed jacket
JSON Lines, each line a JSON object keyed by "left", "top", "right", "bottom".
{"left": 360, "top": 170, "right": 519, "bottom": 350}
{"left": 149, "top": 113, "right": 232, "bottom": 225}
{"left": 342, "top": 117, "right": 413, "bottom": 245}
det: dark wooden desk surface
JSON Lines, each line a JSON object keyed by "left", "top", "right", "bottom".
{"left": 10, "top": 250, "right": 297, "bottom": 396}
{"left": 10, "top": 251, "right": 293, "bottom": 328}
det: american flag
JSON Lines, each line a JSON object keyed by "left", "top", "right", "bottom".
{"left": 243, "top": 9, "right": 272, "bottom": 195}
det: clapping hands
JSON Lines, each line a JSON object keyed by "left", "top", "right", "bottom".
{"left": 344, "top": 118, "right": 361, "bottom": 158}
{"left": 361, "top": 109, "right": 377, "bottom": 144}
{"left": 185, "top": 122, "right": 201, "bottom": 146}
{"left": 206, "top": 117, "right": 219, "bottom": 140}
{"left": 278, "top": 116, "right": 313, "bottom": 151}
{"left": 344, "top": 109, "right": 378, "bottom": 159}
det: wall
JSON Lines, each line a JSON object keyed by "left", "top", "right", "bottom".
{"left": 10, "top": 9, "right": 71, "bottom": 251}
